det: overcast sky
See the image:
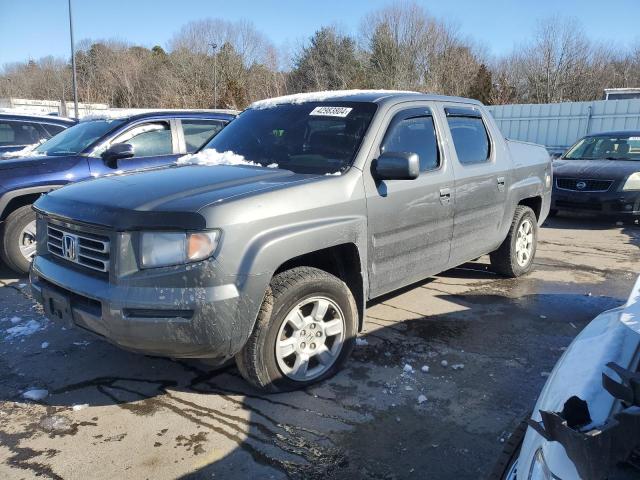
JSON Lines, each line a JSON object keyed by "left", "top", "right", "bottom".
{"left": 1, "top": 0, "right": 638, "bottom": 66}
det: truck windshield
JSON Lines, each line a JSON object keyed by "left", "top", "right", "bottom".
{"left": 34, "top": 119, "right": 125, "bottom": 156}
{"left": 201, "top": 102, "right": 377, "bottom": 174}
{"left": 564, "top": 134, "right": 640, "bottom": 161}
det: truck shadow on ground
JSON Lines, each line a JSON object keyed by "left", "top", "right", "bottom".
{"left": 0, "top": 264, "right": 626, "bottom": 479}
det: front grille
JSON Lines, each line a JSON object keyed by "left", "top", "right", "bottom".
{"left": 47, "top": 224, "right": 110, "bottom": 273}
{"left": 556, "top": 177, "right": 613, "bottom": 192}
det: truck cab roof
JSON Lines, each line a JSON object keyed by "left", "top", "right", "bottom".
{"left": 249, "top": 90, "right": 484, "bottom": 109}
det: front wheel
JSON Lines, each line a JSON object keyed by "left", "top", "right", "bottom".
{"left": 490, "top": 205, "right": 538, "bottom": 278}
{"left": 1, "top": 205, "right": 37, "bottom": 275}
{"left": 236, "top": 267, "right": 358, "bottom": 392}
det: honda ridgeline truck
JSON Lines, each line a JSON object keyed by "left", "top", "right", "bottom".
{"left": 31, "top": 91, "right": 551, "bottom": 391}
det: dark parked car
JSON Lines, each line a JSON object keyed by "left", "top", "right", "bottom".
{"left": 0, "top": 113, "right": 76, "bottom": 155}
{"left": 552, "top": 131, "right": 640, "bottom": 220}
{"left": 0, "top": 109, "right": 236, "bottom": 274}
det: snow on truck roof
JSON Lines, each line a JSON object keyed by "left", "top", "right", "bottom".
{"left": 249, "top": 89, "right": 483, "bottom": 109}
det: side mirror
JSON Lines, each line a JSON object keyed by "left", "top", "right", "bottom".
{"left": 102, "top": 143, "right": 134, "bottom": 168}
{"left": 373, "top": 152, "right": 420, "bottom": 180}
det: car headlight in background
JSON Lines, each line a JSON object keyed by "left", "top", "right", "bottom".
{"left": 140, "top": 230, "right": 220, "bottom": 268}
{"left": 622, "top": 172, "right": 640, "bottom": 191}
{"left": 529, "top": 449, "right": 560, "bottom": 480}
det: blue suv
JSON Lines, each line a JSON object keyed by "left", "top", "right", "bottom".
{"left": 0, "top": 109, "right": 236, "bottom": 273}
{"left": 0, "top": 113, "right": 76, "bottom": 155}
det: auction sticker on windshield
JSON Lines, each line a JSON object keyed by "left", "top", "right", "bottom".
{"left": 309, "top": 106, "right": 353, "bottom": 117}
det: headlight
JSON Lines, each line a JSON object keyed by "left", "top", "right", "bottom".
{"left": 622, "top": 172, "right": 640, "bottom": 191}
{"left": 528, "top": 449, "right": 560, "bottom": 480}
{"left": 140, "top": 230, "right": 220, "bottom": 268}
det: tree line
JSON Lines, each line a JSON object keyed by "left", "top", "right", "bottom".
{"left": 1, "top": 2, "right": 639, "bottom": 111}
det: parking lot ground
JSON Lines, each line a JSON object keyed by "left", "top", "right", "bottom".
{"left": 0, "top": 216, "right": 638, "bottom": 479}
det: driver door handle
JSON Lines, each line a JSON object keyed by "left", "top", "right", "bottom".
{"left": 439, "top": 188, "right": 451, "bottom": 205}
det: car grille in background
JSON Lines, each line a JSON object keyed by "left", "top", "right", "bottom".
{"left": 556, "top": 178, "right": 613, "bottom": 192}
{"left": 47, "top": 224, "right": 110, "bottom": 273}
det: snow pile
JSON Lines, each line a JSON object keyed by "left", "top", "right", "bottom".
{"left": 421, "top": 365, "right": 430, "bottom": 373}
{"left": 177, "top": 148, "right": 278, "bottom": 169}
{"left": 355, "top": 337, "right": 368, "bottom": 346}
{"left": 251, "top": 89, "right": 419, "bottom": 109}
{"left": 5, "top": 319, "right": 42, "bottom": 339}
{"left": 451, "top": 363, "right": 465, "bottom": 370}
{"left": 72, "top": 404, "right": 89, "bottom": 411}
{"left": 22, "top": 389, "right": 48, "bottom": 401}
{"left": 41, "top": 342, "right": 49, "bottom": 349}
{"left": 417, "top": 394, "right": 427, "bottom": 404}
{"left": 403, "top": 364, "right": 414, "bottom": 373}
{"left": 440, "top": 360, "right": 448, "bottom": 367}
{"left": 1, "top": 142, "right": 45, "bottom": 159}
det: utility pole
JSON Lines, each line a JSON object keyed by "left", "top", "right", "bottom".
{"left": 209, "top": 43, "right": 218, "bottom": 108}
{"left": 68, "top": 0, "right": 79, "bottom": 118}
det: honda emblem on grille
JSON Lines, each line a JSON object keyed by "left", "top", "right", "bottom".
{"left": 576, "top": 181, "right": 587, "bottom": 190}
{"left": 62, "top": 234, "right": 78, "bottom": 261}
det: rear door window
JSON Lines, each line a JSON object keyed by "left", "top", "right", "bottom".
{"left": 0, "top": 121, "right": 47, "bottom": 146}
{"left": 0, "top": 122, "right": 15, "bottom": 144}
{"left": 445, "top": 108, "right": 491, "bottom": 165}
{"left": 42, "top": 124, "right": 66, "bottom": 137}
{"left": 182, "top": 119, "right": 226, "bottom": 152}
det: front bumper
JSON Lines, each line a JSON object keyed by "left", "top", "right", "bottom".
{"left": 552, "top": 188, "right": 640, "bottom": 216}
{"left": 31, "top": 255, "right": 244, "bottom": 359}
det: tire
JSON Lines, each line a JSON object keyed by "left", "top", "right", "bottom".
{"left": 236, "top": 266, "right": 358, "bottom": 392}
{"left": 488, "top": 418, "right": 528, "bottom": 480}
{"left": 490, "top": 205, "right": 538, "bottom": 278}
{"left": 1, "top": 205, "right": 37, "bottom": 275}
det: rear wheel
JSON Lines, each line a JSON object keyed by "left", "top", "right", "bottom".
{"left": 490, "top": 206, "right": 538, "bottom": 277}
{"left": 1, "top": 205, "right": 37, "bottom": 275}
{"left": 236, "top": 266, "right": 358, "bottom": 392}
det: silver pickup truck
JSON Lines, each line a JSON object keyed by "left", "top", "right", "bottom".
{"left": 31, "top": 91, "right": 551, "bottom": 391}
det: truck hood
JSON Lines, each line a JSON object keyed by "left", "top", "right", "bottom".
{"left": 519, "top": 277, "right": 640, "bottom": 478}
{"left": 34, "top": 164, "right": 319, "bottom": 230}
{"left": 553, "top": 158, "right": 640, "bottom": 180}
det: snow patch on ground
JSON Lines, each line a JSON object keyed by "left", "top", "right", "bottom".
{"left": 417, "top": 394, "right": 427, "bottom": 404}
{"left": 72, "top": 404, "right": 89, "bottom": 411}
{"left": 355, "top": 337, "right": 368, "bottom": 346}
{"left": 403, "top": 364, "right": 414, "bottom": 373}
{"left": 251, "top": 90, "right": 418, "bottom": 109}
{"left": 177, "top": 149, "right": 278, "bottom": 169}
{"left": 5, "top": 319, "right": 42, "bottom": 339}
{"left": 22, "top": 389, "right": 48, "bottom": 401}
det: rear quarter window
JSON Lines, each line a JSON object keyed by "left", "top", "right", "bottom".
{"left": 446, "top": 111, "right": 491, "bottom": 165}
